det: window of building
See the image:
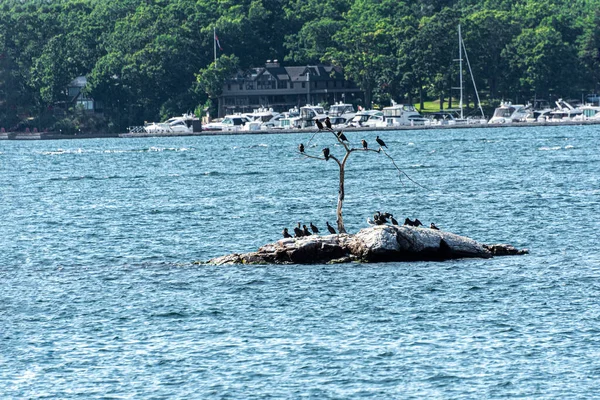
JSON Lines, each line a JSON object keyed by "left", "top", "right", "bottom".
{"left": 277, "top": 81, "right": 287, "bottom": 89}
{"left": 302, "top": 82, "right": 305, "bottom": 88}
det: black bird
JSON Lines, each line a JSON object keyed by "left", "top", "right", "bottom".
{"left": 404, "top": 218, "right": 415, "bottom": 226}
{"left": 326, "top": 221, "right": 336, "bottom": 234}
{"left": 430, "top": 222, "right": 439, "bottom": 230}
{"left": 361, "top": 139, "right": 368, "bottom": 150}
{"left": 315, "top": 119, "right": 324, "bottom": 130}
{"left": 302, "top": 225, "right": 312, "bottom": 236}
{"left": 324, "top": 117, "right": 332, "bottom": 130}
{"left": 391, "top": 216, "right": 399, "bottom": 225}
{"left": 310, "top": 222, "right": 319, "bottom": 234}
{"left": 382, "top": 212, "right": 393, "bottom": 220}
{"left": 282, "top": 228, "right": 292, "bottom": 238}
{"left": 299, "top": 143, "right": 305, "bottom": 153}
{"left": 323, "top": 147, "right": 330, "bottom": 161}
{"left": 414, "top": 218, "right": 423, "bottom": 227}
{"left": 376, "top": 136, "right": 387, "bottom": 148}
{"left": 337, "top": 131, "right": 348, "bottom": 142}
{"left": 294, "top": 222, "right": 303, "bottom": 237}
{"left": 373, "top": 211, "right": 386, "bottom": 225}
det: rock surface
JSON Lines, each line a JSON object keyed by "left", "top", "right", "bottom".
{"left": 206, "top": 225, "right": 528, "bottom": 265}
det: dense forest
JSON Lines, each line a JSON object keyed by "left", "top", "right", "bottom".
{"left": 1, "top": 0, "right": 599, "bottom": 132}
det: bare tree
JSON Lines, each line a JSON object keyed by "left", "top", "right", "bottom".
{"left": 299, "top": 120, "right": 390, "bottom": 234}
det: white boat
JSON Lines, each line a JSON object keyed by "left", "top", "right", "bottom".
{"left": 488, "top": 102, "right": 529, "bottom": 124}
{"left": 574, "top": 104, "right": 600, "bottom": 121}
{"left": 380, "top": 101, "right": 428, "bottom": 126}
{"left": 345, "top": 110, "right": 383, "bottom": 127}
{"left": 295, "top": 105, "right": 327, "bottom": 128}
{"left": 144, "top": 113, "right": 200, "bottom": 134}
{"left": 242, "top": 107, "right": 281, "bottom": 130}
{"left": 202, "top": 114, "right": 251, "bottom": 131}
{"left": 525, "top": 108, "right": 553, "bottom": 123}
{"left": 426, "top": 111, "right": 461, "bottom": 125}
{"left": 549, "top": 99, "right": 583, "bottom": 122}
{"left": 328, "top": 102, "right": 356, "bottom": 122}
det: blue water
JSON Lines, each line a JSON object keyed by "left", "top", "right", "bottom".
{"left": 1, "top": 126, "right": 599, "bottom": 398}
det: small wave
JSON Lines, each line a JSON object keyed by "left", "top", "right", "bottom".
{"left": 426, "top": 373, "right": 461, "bottom": 382}
{"left": 538, "top": 146, "right": 562, "bottom": 151}
{"left": 151, "top": 311, "right": 188, "bottom": 318}
{"left": 144, "top": 147, "right": 194, "bottom": 152}
{"left": 40, "top": 148, "right": 85, "bottom": 155}
{"left": 565, "top": 145, "right": 575, "bottom": 149}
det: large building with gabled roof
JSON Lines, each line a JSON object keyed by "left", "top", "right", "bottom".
{"left": 217, "top": 60, "right": 364, "bottom": 117}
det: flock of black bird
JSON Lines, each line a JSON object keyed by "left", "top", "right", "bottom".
{"left": 298, "top": 117, "right": 389, "bottom": 162}
{"left": 369, "top": 211, "right": 438, "bottom": 229}
{"left": 282, "top": 221, "right": 337, "bottom": 238}
{"left": 282, "top": 215, "right": 440, "bottom": 239}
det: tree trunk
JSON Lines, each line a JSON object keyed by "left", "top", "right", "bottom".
{"left": 336, "top": 163, "right": 346, "bottom": 233}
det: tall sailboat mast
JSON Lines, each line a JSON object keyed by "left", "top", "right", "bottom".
{"left": 458, "top": 24, "right": 464, "bottom": 120}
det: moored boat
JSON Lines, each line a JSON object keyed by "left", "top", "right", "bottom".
{"left": 144, "top": 113, "right": 200, "bottom": 134}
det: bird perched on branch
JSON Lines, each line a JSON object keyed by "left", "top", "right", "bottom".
{"left": 310, "top": 222, "right": 319, "bottom": 234}
{"left": 337, "top": 131, "right": 348, "bottom": 142}
{"left": 282, "top": 228, "right": 292, "bottom": 238}
{"left": 376, "top": 136, "right": 387, "bottom": 148}
{"left": 324, "top": 117, "right": 332, "bottom": 130}
{"left": 298, "top": 143, "right": 304, "bottom": 153}
{"left": 361, "top": 139, "right": 368, "bottom": 150}
{"left": 315, "top": 119, "right": 324, "bottom": 130}
{"left": 326, "top": 221, "right": 336, "bottom": 234}
{"left": 323, "top": 147, "right": 330, "bottom": 161}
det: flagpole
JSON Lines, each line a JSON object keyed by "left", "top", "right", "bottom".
{"left": 213, "top": 27, "right": 217, "bottom": 67}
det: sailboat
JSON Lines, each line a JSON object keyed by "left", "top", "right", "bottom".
{"left": 453, "top": 25, "right": 487, "bottom": 124}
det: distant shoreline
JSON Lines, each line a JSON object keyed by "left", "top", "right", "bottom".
{"left": 2, "top": 119, "right": 599, "bottom": 140}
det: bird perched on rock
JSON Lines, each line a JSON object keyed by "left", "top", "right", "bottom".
{"left": 376, "top": 136, "right": 387, "bottom": 148}
{"left": 337, "top": 131, "right": 348, "bottom": 142}
{"left": 324, "top": 117, "right": 332, "bottom": 130}
{"left": 404, "top": 218, "right": 414, "bottom": 226}
{"left": 298, "top": 143, "right": 305, "bottom": 153}
{"left": 391, "top": 216, "right": 399, "bottom": 225}
{"left": 302, "top": 225, "right": 312, "bottom": 236}
{"left": 414, "top": 218, "right": 423, "bottom": 227}
{"left": 430, "top": 222, "right": 439, "bottom": 230}
{"left": 310, "top": 222, "right": 319, "bottom": 234}
{"left": 315, "top": 119, "right": 324, "bottom": 130}
{"left": 373, "top": 211, "right": 386, "bottom": 225}
{"left": 294, "top": 223, "right": 303, "bottom": 237}
{"left": 282, "top": 228, "right": 292, "bottom": 238}
{"left": 326, "top": 221, "right": 336, "bottom": 234}
{"left": 361, "top": 139, "right": 368, "bottom": 150}
{"left": 323, "top": 147, "right": 330, "bottom": 161}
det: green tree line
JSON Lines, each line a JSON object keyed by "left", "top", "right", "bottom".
{"left": 1, "top": 0, "right": 599, "bottom": 132}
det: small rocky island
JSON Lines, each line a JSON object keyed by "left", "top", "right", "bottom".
{"left": 207, "top": 225, "right": 528, "bottom": 265}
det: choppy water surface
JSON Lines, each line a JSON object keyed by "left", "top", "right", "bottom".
{"left": 1, "top": 126, "right": 599, "bottom": 398}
